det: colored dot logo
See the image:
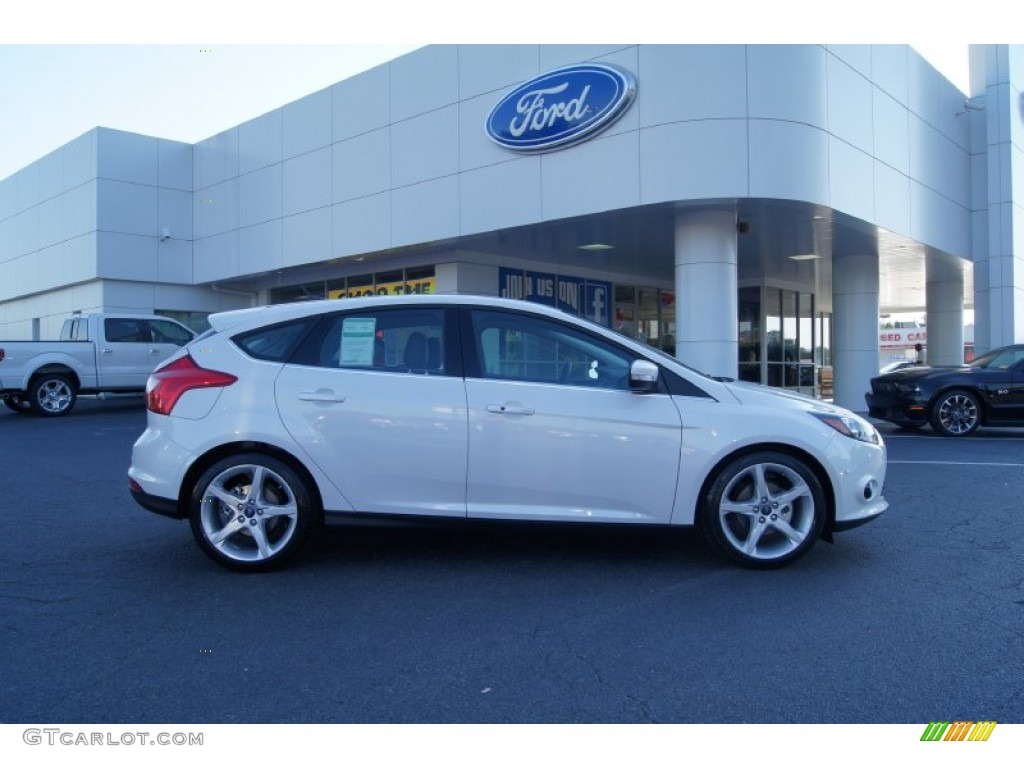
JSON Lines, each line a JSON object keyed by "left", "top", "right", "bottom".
{"left": 200, "top": 649, "right": 213, "bottom": 653}
{"left": 200, "top": 49, "right": 213, "bottom": 53}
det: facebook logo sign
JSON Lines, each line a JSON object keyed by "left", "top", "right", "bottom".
{"left": 585, "top": 282, "right": 610, "bottom": 326}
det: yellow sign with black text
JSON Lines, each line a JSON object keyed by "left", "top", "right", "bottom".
{"left": 329, "top": 278, "right": 435, "bottom": 299}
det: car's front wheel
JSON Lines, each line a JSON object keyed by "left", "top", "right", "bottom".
{"left": 701, "top": 452, "right": 826, "bottom": 569}
{"left": 188, "top": 453, "right": 318, "bottom": 572}
{"left": 930, "top": 389, "right": 981, "bottom": 437}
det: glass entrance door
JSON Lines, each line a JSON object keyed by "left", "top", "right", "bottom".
{"left": 741, "top": 286, "right": 828, "bottom": 397}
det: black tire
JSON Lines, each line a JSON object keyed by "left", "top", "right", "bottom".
{"left": 2, "top": 394, "right": 33, "bottom": 414}
{"left": 188, "top": 453, "right": 318, "bottom": 572}
{"left": 929, "top": 389, "right": 981, "bottom": 437}
{"left": 701, "top": 451, "right": 826, "bottom": 569}
{"left": 28, "top": 374, "right": 77, "bottom": 417}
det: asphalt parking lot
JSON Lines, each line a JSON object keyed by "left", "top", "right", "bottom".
{"left": 1, "top": 397, "right": 1022, "bottom": 724}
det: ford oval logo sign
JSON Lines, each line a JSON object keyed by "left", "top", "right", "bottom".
{"left": 485, "top": 64, "right": 636, "bottom": 152}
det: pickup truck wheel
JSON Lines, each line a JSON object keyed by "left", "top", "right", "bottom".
{"left": 2, "top": 394, "right": 33, "bottom": 414}
{"left": 28, "top": 374, "right": 77, "bottom": 417}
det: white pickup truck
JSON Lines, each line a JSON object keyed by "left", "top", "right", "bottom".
{"left": 0, "top": 313, "right": 196, "bottom": 417}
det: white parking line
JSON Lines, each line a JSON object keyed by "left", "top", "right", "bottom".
{"left": 888, "top": 460, "right": 1024, "bottom": 467}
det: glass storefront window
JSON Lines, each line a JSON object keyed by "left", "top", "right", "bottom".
{"left": 738, "top": 287, "right": 761, "bottom": 383}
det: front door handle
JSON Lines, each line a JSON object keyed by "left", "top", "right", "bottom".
{"left": 487, "top": 403, "right": 535, "bottom": 416}
{"left": 299, "top": 390, "right": 346, "bottom": 403}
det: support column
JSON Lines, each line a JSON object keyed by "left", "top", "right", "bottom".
{"left": 974, "top": 44, "right": 1024, "bottom": 349}
{"left": 674, "top": 210, "right": 738, "bottom": 379}
{"left": 926, "top": 255, "right": 965, "bottom": 365}
{"left": 833, "top": 252, "right": 879, "bottom": 412}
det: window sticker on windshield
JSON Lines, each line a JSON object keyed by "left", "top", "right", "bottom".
{"left": 340, "top": 317, "right": 377, "bottom": 367}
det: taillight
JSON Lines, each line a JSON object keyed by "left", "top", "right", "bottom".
{"left": 147, "top": 354, "right": 237, "bottom": 415}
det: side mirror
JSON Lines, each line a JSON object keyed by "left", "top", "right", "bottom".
{"left": 629, "top": 359, "right": 659, "bottom": 393}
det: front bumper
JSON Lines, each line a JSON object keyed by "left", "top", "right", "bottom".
{"left": 865, "top": 390, "right": 929, "bottom": 425}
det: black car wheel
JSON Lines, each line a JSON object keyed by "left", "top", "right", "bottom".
{"left": 930, "top": 389, "right": 981, "bottom": 437}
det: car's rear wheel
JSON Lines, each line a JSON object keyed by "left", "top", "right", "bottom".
{"left": 2, "top": 394, "right": 33, "bottom": 414}
{"left": 28, "top": 374, "right": 77, "bottom": 417}
{"left": 701, "top": 452, "right": 826, "bottom": 569}
{"left": 930, "top": 389, "right": 980, "bottom": 437}
{"left": 188, "top": 453, "right": 317, "bottom": 572}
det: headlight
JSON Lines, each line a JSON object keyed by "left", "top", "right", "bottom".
{"left": 893, "top": 382, "right": 920, "bottom": 394}
{"left": 810, "top": 411, "right": 880, "bottom": 444}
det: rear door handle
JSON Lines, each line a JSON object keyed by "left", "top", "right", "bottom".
{"left": 101, "top": 348, "right": 113, "bottom": 354}
{"left": 487, "top": 403, "right": 535, "bottom": 416}
{"left": 299, "top": 390, "right": 346, "bottom": 403}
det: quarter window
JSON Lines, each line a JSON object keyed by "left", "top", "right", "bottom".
{"left": 234, "top": 319, "right": 315, "bottom": 362}
{"left": 470, "top": 310, "right": 632, "bottom": 390}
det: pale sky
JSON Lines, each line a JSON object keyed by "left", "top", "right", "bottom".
{"left": 0, "top": 2, "right": 988, "bottom": 183}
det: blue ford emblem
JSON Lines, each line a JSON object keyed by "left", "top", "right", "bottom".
{"left": 485, "top": 63, "right": 636, "bottom": 152}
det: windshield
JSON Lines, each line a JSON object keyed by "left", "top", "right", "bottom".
{"left": 970, "top": 346, "right": 1024, "bottom": 370}
{"left": 566, "top": 311, "right": 717, "bottom": 381}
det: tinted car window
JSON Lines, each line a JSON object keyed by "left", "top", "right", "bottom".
{"left": 470, "top": 309, "right": 631, "bottom": 390}
{"left": 105, "top": 318, "right": 146, "bottom": 343}
{"left": 298, "top": 308, "right": 446, "bottom": 374}
{"left": 233, "top": 319, "right": 315, "bottom": 362}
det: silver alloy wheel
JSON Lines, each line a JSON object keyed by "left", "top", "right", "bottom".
{"left": 936, "top": 392, "right": 979, "bottom": 435}
{"left": 717, "top": 461, "right": 816, "bottom": 561}
{"left": 33, "top": 377, "right": 74, "bottom": 415}
{"left": 198, "top": 464, "right": 299, "bottom": 563}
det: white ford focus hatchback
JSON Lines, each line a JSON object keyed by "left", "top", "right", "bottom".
{"left": 129, "top": 295, "right": 887, "bottom": 571}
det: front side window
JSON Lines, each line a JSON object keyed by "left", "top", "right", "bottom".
{"left": 470, "top": 310, "right": 632, "bottom": 390}
{"left": 301, "top": 308, "right": 446, "bottom": 374}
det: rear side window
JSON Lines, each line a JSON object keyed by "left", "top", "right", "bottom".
{"left": 233, "top": 319, "right": 315, "bottom": 362}
{"left": 294, "top": 308, "right": 447, "bottom": 374}
{"left": 104, "top": 318, "right": 147, "bottom": 343}
{"left": 61, "top": 319, "right": 87, "bottom": 341}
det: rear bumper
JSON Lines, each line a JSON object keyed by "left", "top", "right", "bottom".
{"left": 129, "top": 480, "right": 185, "bottom": 520}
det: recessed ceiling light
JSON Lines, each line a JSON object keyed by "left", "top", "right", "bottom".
{"left": 789, "top": 254, "right": 821, "bottom": 261}
{"left": 577, "top": 243, "right": 614, "bottom": 251}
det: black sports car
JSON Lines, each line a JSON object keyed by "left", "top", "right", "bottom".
{"left": 866, "top": 344, "right": 1024, "bottom": 436}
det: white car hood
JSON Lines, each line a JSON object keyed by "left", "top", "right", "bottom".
{"left": 723, "top": 380, "right": 852, "bottom": 416}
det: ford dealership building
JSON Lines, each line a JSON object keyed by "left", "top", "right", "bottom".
{"left": 1, "top": 44, "right": 1022, "bottom": 411}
